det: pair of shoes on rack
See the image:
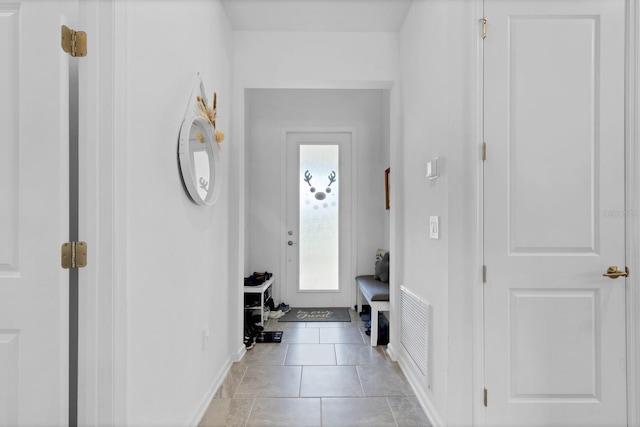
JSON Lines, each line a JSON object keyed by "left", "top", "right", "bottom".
{"left": 244, "top": 271, "right": 273, "bottom": 286}
{"left": 252, "top": 271, "right": 272, "bottom": 281}
{"left": 244, "top": 312, "right": 265, "bottom": 350}
{"left": 266, "top": 297, "right": 275, "bottom": 311}
{"left": 244, "top": 276, "right": 264, "bottom": 286}
{"left": 244, "top": 325, "right": 256, "bottom": 350}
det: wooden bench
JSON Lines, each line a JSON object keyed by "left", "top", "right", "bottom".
{"left": 355, "top": 275, "right": 390, "bottom": 347}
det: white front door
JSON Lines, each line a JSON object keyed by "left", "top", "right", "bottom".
{"left": 484, "top": 1, "right": 627, "bottom": 426}
{"left": 0, "top": 1, "right": 72, "bottom": 424}
{"left": 285, "top": 131, "right": 352, "bottom": 308}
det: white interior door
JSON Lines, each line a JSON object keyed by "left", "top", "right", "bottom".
{"left": 0, "top": 1, "right": 72, "bottom": 424}
{"left": 484, "top": 1, "right": 627, "bottom": 426}
{"left": 285, "top": 131, "right": 352, "bottom": 308}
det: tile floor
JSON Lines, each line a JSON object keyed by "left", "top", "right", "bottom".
{"left": 199, "top": 309, "right": 431, "bottom": 427}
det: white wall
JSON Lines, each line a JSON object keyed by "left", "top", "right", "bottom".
{"left": 233, "top": 31, "right": 399, "bottom": 87}
{"left": 244, "top": 89, "right": 389, "bottom": 305}
{"left": 398, "top": 1, "right": 479, "bottom": 426}
{"left": 117, "top": 1, "right": 234, "bottom": 425}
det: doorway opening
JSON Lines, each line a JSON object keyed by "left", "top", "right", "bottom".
{"left": 243, "top": 88, "right": 390, "bottom": 311}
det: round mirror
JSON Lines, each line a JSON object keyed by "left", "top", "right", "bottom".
{"left": 178, "top": 116, "right": 221, "bottom": 205}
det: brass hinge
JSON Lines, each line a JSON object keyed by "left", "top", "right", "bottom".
{"left": 483, "top": 18, "right": 487, "bottom": 39}
{"left": 482, "top": 265, "right": 487, "bottom": 283}
{"left": 484, "top": 388, "right": 488, "bottom": 407}
{"left": 61, "top": 25, "right": 87, "bottom": 57}
{"left": 61, "top": 241, "right": 87, "bottom": 269}
{"left": 482, "top": 142, "right": 487, "bottom": 161}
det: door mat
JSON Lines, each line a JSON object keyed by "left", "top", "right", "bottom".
{"left": 278, "top": 307, "right": 351, "bottom": 322}
{"left": 255, "top": 331, "right": 283, "bottom": 343}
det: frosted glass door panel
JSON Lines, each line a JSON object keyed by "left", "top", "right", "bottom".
{"left": 299, "top": 145, "right": 339, "bottom": 291}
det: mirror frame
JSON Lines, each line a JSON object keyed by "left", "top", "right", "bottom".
{"left": 177, "top": 77, "right": 222, "bottom": 206}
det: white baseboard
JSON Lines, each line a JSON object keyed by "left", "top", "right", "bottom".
{"left": 187, "top": 356, "right": 234, "bottom": 427}
{"left": 386, "top": 342, "right": 398, "bottom": 362}
{"left": 235, "top": 344, "right": 247, "bottom": 362}
{"left": 397, "top": 349, "right": 444, "bottom": 427}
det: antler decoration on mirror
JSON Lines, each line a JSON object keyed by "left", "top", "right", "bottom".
{"left": 195, "top": 91, "right": 225, "bottom": 144}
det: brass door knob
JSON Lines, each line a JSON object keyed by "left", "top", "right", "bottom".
{"left": 603, "top": 265, "right": 629, "bottom": 279}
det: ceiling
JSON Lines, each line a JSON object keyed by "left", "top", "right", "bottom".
{"left": 220, "top": 0, "right": 414, "bottom": 32}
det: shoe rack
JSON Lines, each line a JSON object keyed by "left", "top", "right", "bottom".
{"left": 243, "top": 277, "right": 274, "bottom": 326}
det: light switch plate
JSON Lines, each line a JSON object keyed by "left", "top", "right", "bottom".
{"left": 429, "top": 216, "right": 439, "bottom": 239}
{"left": 427, "top": 158, "right": 439, "bottom": 180}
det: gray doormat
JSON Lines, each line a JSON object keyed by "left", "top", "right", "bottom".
{"left": 278, "top": 307, "right": 351, "bottom": 322}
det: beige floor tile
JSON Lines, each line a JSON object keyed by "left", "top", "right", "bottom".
{"left": 280, "top": 327, "right": 320, "bottom": 344}
{"left": 300, "top": 366, "right": 363, "bottom": 397}
{"left": 307, "top": 321, "right": 348, "bottom": 328}
{"left": 238, "top": 343, "right": 288, "bottom": 366}
{"left": 214, "top": 364, "right": 247, "bottom": 398}
{"left": 357, "top": 365, "right": 414, "bottom": 397}
{"left": 198, "top": 398, "right": 253, "bottom": 427}
{"left": 321, "top": 397, "right": 396, "bottom": 427}
{"left": 357, "top": 325, "right": 373, "bottom": 345}
{"left": 235, "top": 366, "right": 302, "bottom": 398}
{"left": 334, "top": 344, "right": 390, "bottom": 366}
{"left": 266, "top": 319, "right": 306, "bottom": 330}
{"left": 387, "top": 396, "right": 431, "bottom": 426}
{"left": 201, "top": 308, "right": 426, "bottom": 427}
{"left": 320, "top": 327, "right": 365, "bottom": 344}
{"left": 285, "top": 343, "right": 336, "bottom": 366}
{"left": 246, "top": 398, "right": 321, "bottom": 427}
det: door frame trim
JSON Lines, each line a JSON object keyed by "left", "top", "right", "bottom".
{"left": 476, "top": 1, "right": 640, "bottom": 425}
{"left": 77, "top": 0, "right": 128, "bottom": 424}
{"left": 234, "top": 81, "right": 393, "bottom": 370}
{"left": 625, "top": 1, "right": 640, "bottom": 424}
{"left": 279, "top": 126, "right": 358, "bottom": 308}
{"left": 474, "top": 1, "right": 486, "bottom": 426}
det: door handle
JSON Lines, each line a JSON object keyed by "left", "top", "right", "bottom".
{"left": 603, "top": 265, "right": 629, "bottom": 279}
{"left": 288, "top": 240, "right": 296, "bottom": 246}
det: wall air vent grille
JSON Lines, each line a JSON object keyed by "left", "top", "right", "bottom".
{"left": 400, "top": 285, "right": 431, "bottom": 387}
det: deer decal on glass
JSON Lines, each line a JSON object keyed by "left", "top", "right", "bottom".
{"left": 303, "top": 170, "right": 337, "bottom": 208}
